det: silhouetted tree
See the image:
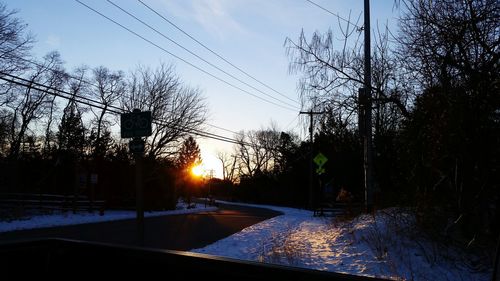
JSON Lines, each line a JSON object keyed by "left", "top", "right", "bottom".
{"left": 235, "top": 128, "right": 279, "bottom": 177}
{"left": 176, "top": 136, "right": 201, "bottom": 170}
{"left": 87, "top": 127, "right": 114, "bottom": 159}
{"left": 397, "top": 0, "right": 500, "bottom": 249}
{"left": 284, "top": 17, "right": 411, "bottom": 134}
{"left": 0, "top": 3, "right": 34, "bottom": 79}
{"left": 57, "top": 100, "right": 85, "bottom": 157}
{"left": 0, "top": 109, "right": 12, "bottom": 155}
{"left": 216, "top": 151, "right": 237, "bottom": 182}
{"left": 122, "top": 64, "right": 207, "bottom": 159}
{"left": 176, "top": 136, "right": 201, "bottom": 205}
{"left": 89, "top": 66, "right": 124, "bottom": 158}
{"left": 6, "top": 52, "right": 66, "bottom": 159}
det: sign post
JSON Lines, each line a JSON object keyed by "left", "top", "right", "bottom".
{"left": 313, "top": 152, "right": 328, "bottom": 215}
{"left": 120, "top": 109, "right": 152, "bottom": 246}
{"left": 313, "top": 152, "right": 328, "bottom": 175}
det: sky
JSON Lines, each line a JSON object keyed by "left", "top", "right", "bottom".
{"left": 4, "top": 0, "right": 400, "bottom": 177}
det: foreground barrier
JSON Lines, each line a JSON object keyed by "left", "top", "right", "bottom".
{"left": 0, "top": 238, "right": 390, "bottom": 280}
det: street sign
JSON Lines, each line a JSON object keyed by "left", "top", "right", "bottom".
{"left": 314, "top": 152, "right": 328, "bottom": 175}
{"left": 313, "top": 153, "right": 328, "bottom": 167}
{"left": 129, "top": 138, "right": 145, "bottom": 154}
{"left": 120, "top": 110, "right": 152, "bottom": 138}
{"left": 316, "top": 167, "right": 325, "bottom": 175}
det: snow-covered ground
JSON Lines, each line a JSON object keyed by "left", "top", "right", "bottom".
{"left": 0, "top": 202, "right": 216, "bottom": 233}
{"left": 0, "top": 198, "right": 492, "bottom": 280}
{"left": 192, "top": 201, "right": 491, "bottom": 281}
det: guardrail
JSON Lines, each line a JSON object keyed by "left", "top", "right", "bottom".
{"left": 0, "top": 193, "right": 105, "bottom": 214}
{"left": 0, "top": 238, "right": 391, "bottom": 280}
{"left": 314, "top": 202, "right": 363, "bottom": 217}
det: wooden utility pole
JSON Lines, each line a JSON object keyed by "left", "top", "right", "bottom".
{"left": 363, "top": 0, "right": 374, "bottom": 212}
{"left": 299, "top": 110, "right": 324, "bottom": 210}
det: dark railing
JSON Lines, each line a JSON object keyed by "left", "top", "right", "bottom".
{"left": 0, "top": 238, "right": 391, "bottom": 280}
{"left": 0, "top": 193, "right": 105, "bottom": 214}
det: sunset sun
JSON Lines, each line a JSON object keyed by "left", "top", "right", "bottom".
{"left": 191, "top": 164, "right": 204, "bottom": 177}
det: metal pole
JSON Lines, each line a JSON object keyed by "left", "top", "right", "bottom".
{"left": 134, "top": 139, "right": 144, "bottom": 246}
{"left": 363, "top": 0, "right": 374, "bottom": 212}
{"left": 309, "top": 113, "right": 314, "bottom": 209}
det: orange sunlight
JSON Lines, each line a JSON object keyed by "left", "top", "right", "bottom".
{"left": 191, "top": 164, "right": 204, "bottom": 177}
{"left": 188, "top": 153, "right": 223, "bottom": 179}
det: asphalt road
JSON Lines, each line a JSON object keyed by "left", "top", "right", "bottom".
{"left": 0, "top": 203, "right": 282, "bottom": 250}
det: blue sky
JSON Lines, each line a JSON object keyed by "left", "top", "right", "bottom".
{"left": 4, "top": 0, "right": 400, "bottom": 176}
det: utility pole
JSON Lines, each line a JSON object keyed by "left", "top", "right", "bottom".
{"left": 363, "top": 0, "right": 374, "bottom": 212}
{"left": 299, "top": 110, "right": 324, "bottom": 210}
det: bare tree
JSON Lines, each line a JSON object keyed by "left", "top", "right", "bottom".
{"left": 122, "top": 64, "right": 207, "bottom": 159}
{"left": 216, "top": 150, "right": 237, "bottom": 182}
{"left": 284, "top": 15, "right": 412, "bottom": 137}
{"left": 0, "top": 3, "right": 35, "bottom": 109}
{"left": 234, "top": 127, "right": 284, "bottom": 178}
{"left": 6, "top": 52, "right": 66, "bottom": 158}
{"left": 89, "top": 66, "right": 125, "bottom": 156}
{"left": 397, "top": 0, "right": 499, "bottom": 92}
{"left": 395, "top": 0, "right": 500, "bottom": 246}
{"left": 0, "top": 3, "right": 34, "bottom": 77}
{"left": 41, "top": 52, "right": 66, "bottom": 155}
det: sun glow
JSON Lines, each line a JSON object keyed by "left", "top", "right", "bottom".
{"left": 188, "top": 153, "right": 223, "bottom": 179}
{"left": 191, "top": 164, "right": 204, "bottom": 177}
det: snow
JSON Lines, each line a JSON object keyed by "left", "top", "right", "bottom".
{"left": 0, "top": 198, "right": 492, "bottom": 280}
{"left": 192, "top": 201, "right": 491, "bottom": 281}
{"left": 0, "top": 202, "right": 216, "bottom": 233}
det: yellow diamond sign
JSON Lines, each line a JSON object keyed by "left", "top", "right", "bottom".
{"left": 313, "top": 152, "right": 328, "bottom": 167}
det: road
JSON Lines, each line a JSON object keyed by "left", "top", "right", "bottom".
{"left": 0, "top": 203, "right": 282, "bottom": 250}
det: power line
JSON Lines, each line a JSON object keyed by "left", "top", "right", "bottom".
{"left": 15, "top": 55, "right": 250, "bottom": 141}
{"left": 16, "top": 55, "right": 101, "bottom": 88}
{"left": 205, "top": 123, "right": 242, "bottom": 136}
{"left": 106, "top": 0, "right": 298, "bottom": 110}
{"left": 284, "top": 113, "right": 300, "bottom": 131}
{"left": 0, "top": 73, "right": 122, "bottom": 114}
{"left": 305, "top": 0, "right": 363, "bottom": 30}
{"left": 75, "top": 0, "right": 297, "bottom": 112}
{"left": 0, "top": 71, "right": 249, "bottom": 146}
{"left": 2, "top": 72, "right": 307, "bottom": 153}
{"left": 137, "top": 0, "right": 300, "bottom": 106}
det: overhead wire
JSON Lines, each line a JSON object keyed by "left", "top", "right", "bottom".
{"left": 137, "top": 0, "right": 300, "bottom": 106}
{"left": 0, "top": 71, "right": 251, "bottom": 146}
{"left": 74, "top": 0, "right": 297, "bottom": 112}
{"left": 16, "top": 55, "right": 243, "bottom": 137}
{"left": 305, "top": 0, "right": 363, "bottom": 31}
{"left": 106, "top": 0, "right": 298, "bottom": 110}
{"left": 284, "top": 113, "right": 300, "bottom": 131}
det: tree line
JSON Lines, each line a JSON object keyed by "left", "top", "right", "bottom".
{"left": 208, "top": 0, "right": 499, "bottom": 259}
{"left": 0, "top": 3, "right": 206, "bottom": 210}
{"left": 278, "top": 0, "right": 498, "bottom": 256}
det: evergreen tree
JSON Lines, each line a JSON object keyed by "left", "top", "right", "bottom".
{"left": 57, "top": 101, "right": 85, "bottom": 156}
{"left": 176, "top": 136, "right": 201, "bottom": 171}
{"left": 88, "top": 126, "right": 114, "bottom": 159}
{"left": 176, "top": 136, "right": 201, "bottom": 206}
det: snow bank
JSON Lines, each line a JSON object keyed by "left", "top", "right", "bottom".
{"left": 193, "top": 202, "right": 491, "bottom": 281}
{"left": 0, "top": 202, "right": 217, "bottom": 233}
